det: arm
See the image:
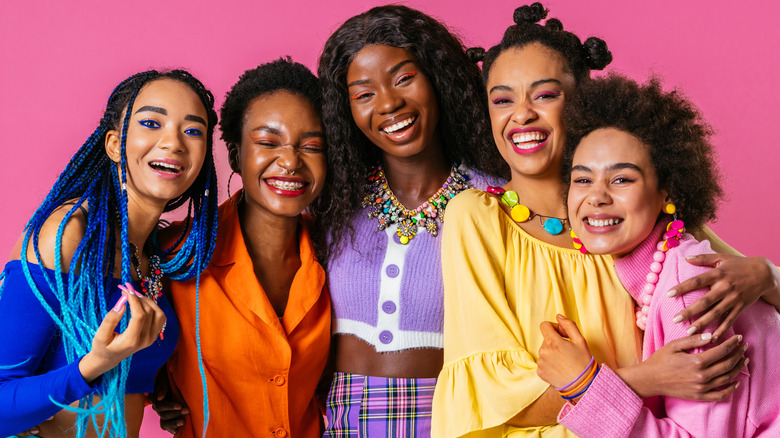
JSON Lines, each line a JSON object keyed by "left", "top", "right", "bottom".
{"left": 151, "top": 365, "right": 190, "bottom": 434}
{"left": 672, "top": 226, "right": 780, "bottom": 339}
{"left": 432, "top": 193, "right": 554, "bottom": 437}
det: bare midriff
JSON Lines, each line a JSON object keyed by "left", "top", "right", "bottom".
{"left": 34, "top": 393, "right": 145, "bottom": 438}
{"left": 334, "top": 334, "right": 444, "bottom": 378}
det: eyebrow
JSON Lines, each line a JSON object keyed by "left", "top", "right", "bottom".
{"left": 250, "top": 127, "right": 324, "bottom": 139}
{"left": 571, "top": 162, "right": 644, "bottom": 173}
{"left": 135, "top": 106, "right": 206, "bottom": 126}
{"left": 488, "top": 78, "right": 562, "bottom": 94}
{"left": 346, "top": 59, "right": 414, "bottom": 87}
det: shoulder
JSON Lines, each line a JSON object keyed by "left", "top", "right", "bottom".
{"left": 668, "top": 235, "right": 714, "bottom": 281}
{"left": 465, "top": 167, "right": 508, "bottom": 191}
{"left": 14, "top": 203, "right": 87, "bottom": 272}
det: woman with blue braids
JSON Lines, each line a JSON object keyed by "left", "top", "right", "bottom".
{"left": 0, "top": 69, "right": 219, "bottom": 437}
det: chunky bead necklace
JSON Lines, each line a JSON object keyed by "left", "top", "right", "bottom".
{"left": 636, "top": 219, "right": 685, "bottom": 330}
{"left": 486, "top": 186, "right": 568, "bottom": 235}
{"left": 363, "top": 164, "right": 472, "bottom": 244}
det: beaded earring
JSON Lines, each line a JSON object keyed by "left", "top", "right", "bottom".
{"left": 570, "top": 229, "right": 587, "bottom": 254}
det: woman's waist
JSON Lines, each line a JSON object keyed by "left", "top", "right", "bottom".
{"left": 333, "top": 334, "right": 443, "bottom": 378}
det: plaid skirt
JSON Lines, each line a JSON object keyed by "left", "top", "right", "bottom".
{"left": 323, "top": 372, "right": 436, "bottom": 437}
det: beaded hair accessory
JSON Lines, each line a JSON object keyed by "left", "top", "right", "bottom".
{"left": 363, "top": 164, "right": 472, "bottom": 244}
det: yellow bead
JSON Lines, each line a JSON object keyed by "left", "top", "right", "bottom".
{"left": 662, "top": 241, "right": 669, "bottom": 251}
{"left": 573, "top": 242, "right": 582, "bottom": 249}
{"left": 664, "top": 203, "right": 676, "bottom": 214}
{"left": 399, "top": 235, "right": 409, "bottom": 244}
{"left": 510, "top": 204, "right": 531, "bottom": 222}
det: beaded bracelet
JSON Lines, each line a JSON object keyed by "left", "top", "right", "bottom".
{"left": 558, "top": 361, "right": 599, "bottom": 397}
{"left": 554, "top": 356, "right": 595, "bottom": 392}
{"left": 561, "top": 365, "right": 601, "bottom": 400}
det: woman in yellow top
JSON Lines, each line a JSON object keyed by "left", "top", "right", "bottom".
{"left": 432, "top": 3, "right": 780, "bottom": 437}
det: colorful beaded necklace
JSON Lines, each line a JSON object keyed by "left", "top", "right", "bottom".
{"left": 635, "top": 219, "right": 685, "bottom": 330}
{"left": 363, "top": 164, "right": 472, "bottom": 244}
{"left": 129, "top": 242, "right": 163, "bottom": 303}
{"left": 486, "top": 186, "right": 568, "bottom": 235}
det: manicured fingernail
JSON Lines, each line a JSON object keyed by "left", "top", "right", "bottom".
{"left": 699, "top": 332, "right": 711, "bottom": 341}
{"left": 742, "top": 343, "right": 749, "bottom": 351}
{"left": 737, "top": 335, "right": 743, "bottom": 342}
{"left": 112, "top": 294, "right": 128, "bottom": 312}
{"left": 685, "top": 255, "right": 696, "bottom": 260}
{"left": 672, "top": 315, "right": 683, "bottom": 323}
{"left": 667, "top": 289, "right": 677, "bottom": 297}
{"left": 688, "top": 325, "right": 699, "bottom": 335}
{"left": 744, "top": 358, "right": 750, "bottom": 366}
{"left": 30, "top": 429, "right": 39, "bottom": 434}
{"left": 182, "top": 408, "right": 190, "bottom": 414}
{"left": 735, "top": 381, "right": 740, "bottom": 389}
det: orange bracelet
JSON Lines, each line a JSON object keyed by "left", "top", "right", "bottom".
{"left": 558, "top": 361, "right": 598, "bottom": 397}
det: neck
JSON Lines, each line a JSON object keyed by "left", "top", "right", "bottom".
{"left": 507, "top": 173, "right": 567, "bottom": 218}
{"left": 381, "top": 139, "right": 451, "bottom": 208}
{"left": 238, "top": 201, "right": 299, "bottom": 265}
{"left": 124, "top": 197, "right": 165, "bottom": 249}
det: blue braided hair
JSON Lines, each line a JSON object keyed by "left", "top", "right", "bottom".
{"left": 3, "top": 69, "right": 219, "bottom": 437}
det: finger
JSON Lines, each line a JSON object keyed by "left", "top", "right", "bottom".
{"left": 694, "top": 380, "right": 739, "bottom": 402}
{"left": 704, "top": 355, "right": 748, "bottom": 390}
{"left": 17, "top": 428, "right": 39, "bottom": 436}
{"left": 687, "top": 296, "right": 740, "bottom": 340}
{"left": 672, "top": 285, "right": 728, "bottom": 324}
{"left": 664, "top": 332, "right": 717, "bottom": 352}
{"left": 667, "top": 268, "right": 723, "bottom": 297}
{"left": 120, "top": 291, "right": 149, "bottom": 341}
{"left": 556, "top": 314, "right": 585, "bottom": 344}
{"left": 711, "top": 306, "right": 742, "bottom": 341}
{"left": 696, "top": 334, "right": 743, "bottom": 367}
{"left": 161, "top": 418, "right": 186, "bottom": 434}
{"left": 683, "top": 253, "right": 727, "bottom": 268}
{"left": 539, "top": 321, "right": 563, "bottom": 340}
{"left": 94, "top": 292, "right": 128, "bottom": 345}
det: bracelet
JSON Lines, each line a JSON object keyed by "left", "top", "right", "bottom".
{"left": 558, "top": 361, "right": 598, "bottom": 397}
{"left": 555, "top": 356, "right": 595, "bottom": 391}
{"left": 561, "top": 365, "right": 600, "bottom": 400}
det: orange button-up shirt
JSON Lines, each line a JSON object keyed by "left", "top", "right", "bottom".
{"left": 165, "top": 199, "right": 330, "bottom": 437}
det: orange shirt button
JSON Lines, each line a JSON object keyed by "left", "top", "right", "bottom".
{"left": 273, "top": 375, "right": 286, "bottom": 386}
{"left": 275, "top": 427, "right": 288, "bottom": 437}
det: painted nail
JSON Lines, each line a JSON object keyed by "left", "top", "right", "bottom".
{"left": 672, "top": 315, "right": 684, "bottom": 323}
{"left": 735, "top": 381, "right": 740, "bottom": 389}
{"left": 744, "top": 358, "right": 750, "bottom": 366}
{"left": 700, "top": 332, "right": 712, "bottom": 341}
{"left": 667, "top": 289, "right": 677, "bottom": 297}
{"left": 688, "top": 325, "right": 700, "bottom": 336}
{"left": 737, "top": 334, "right": 743, "bottom": 342}
{"left": 112, "top": 294, "right": 129, "bottom": 312}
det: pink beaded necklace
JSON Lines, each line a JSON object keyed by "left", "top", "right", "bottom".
{"left": 636, "top": 219, "right": 685, "bottom": 330}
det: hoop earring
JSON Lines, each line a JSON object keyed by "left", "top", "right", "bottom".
{"left": 227, "top": 171, "right": 243, "bottom": 206}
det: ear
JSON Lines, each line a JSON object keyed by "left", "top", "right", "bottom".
{"left": 227, "top": 143, "right": 241, "bottom": 173}
{"left": 105, "top": 129, "right": 122, "bottom": 163}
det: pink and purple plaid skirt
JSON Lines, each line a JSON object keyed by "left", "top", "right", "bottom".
{"left": 323, "top": 372, "right": 436, "bottom": 437}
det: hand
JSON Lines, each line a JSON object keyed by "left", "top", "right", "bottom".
{"left": 151, "top": 368, "right": 190, "bottom": 434}
{"left": 78, "top": 283, "right": 167, "bottom": 382}
{"left": 15, "top": 416, "right": 54, "bottom": 436}
{"left": 668, "top": 253, "right": 780, "bottom": 340}
{"left": 537, "top": 314, "right": 593, "bottom": 388}
{"left": 620, "top": 333, "right": 747, "bottom": 400}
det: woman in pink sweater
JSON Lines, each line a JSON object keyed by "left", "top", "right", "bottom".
{"left": 536, "top": 74, "right": 780, "bottom": 437}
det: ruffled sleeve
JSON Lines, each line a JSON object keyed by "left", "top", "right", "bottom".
{"left": 432, "top": 190, "right": 550, "bottom": 437}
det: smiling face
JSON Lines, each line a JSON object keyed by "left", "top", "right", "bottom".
{"left": 567, "top": 127, "right": 668, "bottom": 257}
{"left": 346, "top": 44, "right": 441, "bottom": 160}
{"left": 486, "top": 43, "right": 575, "bottom": 180}
{"left": 106, "top": 78, "right": 209, "bottom": 207}
{"left": 231, "top": 90, "right": 326, "bottom": 218}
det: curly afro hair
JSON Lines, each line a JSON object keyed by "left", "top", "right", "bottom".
{"left": 219, "top": 56, "right": 321, "bottom": 150}
{"left": 473, "top": 2, "right": 612, "bottom": 86}
{"left": 314, "top": 4, "right": 509, "bottom": 262}
{"left": 562, "top": 74, "right": 723, "bottom": 229}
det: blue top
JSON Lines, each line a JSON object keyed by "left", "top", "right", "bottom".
{"left": 0, "top": 260, "right": 179, "bottom": 436}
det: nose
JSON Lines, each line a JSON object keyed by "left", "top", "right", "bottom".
{"left": 276, "top": 144, "right": 302, "bottom": 174}
{"left": 586, "top": 182, "right": 612, "bottom": 206}
{"left": 512, "top": 99, "right": 537, "bottom": 126}
{"left": 159, "top": 127, "right": 185, "bottom": 153}
{"left": 376, "top": 87, "right": 404, "bottom": 115}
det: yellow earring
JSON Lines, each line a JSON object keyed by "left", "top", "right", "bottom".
{"left": 663, "top": 203, "right": 677, "bottom": 215}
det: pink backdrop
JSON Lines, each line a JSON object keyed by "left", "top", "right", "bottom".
{"left": 1, "top": 1, "right": 778, "bottom": 435}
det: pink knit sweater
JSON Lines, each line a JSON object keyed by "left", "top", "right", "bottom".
{"left": 558, "top": 221, "right": 780, "bottom": 437}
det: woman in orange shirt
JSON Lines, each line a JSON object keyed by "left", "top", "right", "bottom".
{"left": 154, "top": 58, "right": 330, "bottom": 437}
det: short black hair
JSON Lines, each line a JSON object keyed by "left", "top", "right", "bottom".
{"left": 562, "top": 74, "right": 723, "bottom": 229}
{"left": 219, "top": 57, "right": 321, "bottom": 146}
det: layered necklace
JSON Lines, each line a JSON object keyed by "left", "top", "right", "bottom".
{"left": 486, "top": 186, "right": 568, "bottom": 235}
{"left": 363, "top": 164, "right": 472, "bottom": 244}
{"left": 129, "top": 242, "right": 163, "bottom": 303}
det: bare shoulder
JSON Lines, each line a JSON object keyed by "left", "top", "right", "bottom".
{"left": 11, "top": 203, "right": 89, "bottom": 273}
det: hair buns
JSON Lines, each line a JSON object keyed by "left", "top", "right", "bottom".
{"left": 466, "top": 47, "right": 486, "bottom": 63}
{"left": 583, "top": 37, "right": 613, "bottom": 70}
{"left": 513, "top": 2, "right": 548, "bottom": 25}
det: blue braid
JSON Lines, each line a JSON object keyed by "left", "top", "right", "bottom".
{"left": 15, "top": 69, "right": 220, "bottom": 438}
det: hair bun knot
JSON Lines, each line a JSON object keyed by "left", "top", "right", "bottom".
{"left": 513, "top": 2, "right": 548, "bottom": 25}
{"left": 582, "top": 37, "right": 613, "bottom": 70}
{"left": 466, "top": 47, "right": 486, "bottom": 63}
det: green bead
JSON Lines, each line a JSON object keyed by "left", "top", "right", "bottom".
{"left": 501, "top": 190, "right": 519, "bottom": 207}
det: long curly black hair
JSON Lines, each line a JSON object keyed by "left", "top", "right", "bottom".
{"left": 314, "top": 4, "right": 509, "bottom": 262}
{"left": 562, "top": 74, "right": 723, "bottom": 229}
{"left": 470, "top": 2, "right": 613, "bottom": 85}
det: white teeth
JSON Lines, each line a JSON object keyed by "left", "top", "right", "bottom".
{"left": 267, "top": 179, "right": 305, "bottom": 191}
{"left": 511, "top": 131, "right": 548, "bottom": 149}
{"left": 587, "top": 218, "right": 623, "bottom": 227}
{"left": 383, "top": 117, "right": 415, "bottom": 133}
{"left": 150, "top": 162, "right": 182, "bottom": 172}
